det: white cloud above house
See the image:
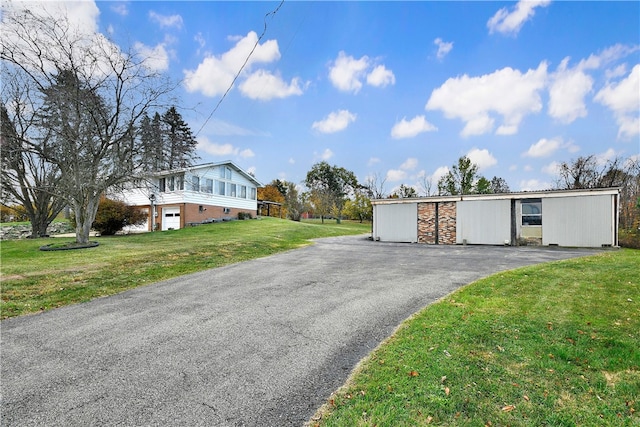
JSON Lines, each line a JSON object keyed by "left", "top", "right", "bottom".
{"left": 487, "top": 0, "right": 551, "bottom": 35}
{"left": 391, "top": 116, "right": 437, "bottom": 139}
{"left": 519, "top": 178, "right": 552, "bottom": 191}
{"left": 312, "top": 110, "right": 356, "bottom": 133}
{"left": 434, "top": 38, "right": 453, "bottom": 60}
{"left": 197, "top": 138, "right": 253, "bottom": 159}
{"left": 149, "top": 11, "right": 183, "bottom": 29}
{"left": 184, "top": 31, "right": 280, "bottom": 97}
{"left": 425, "top": 63, "right": 547, "bottom": 137}
{"left": 548, "top": 58, "right": 593, "bottom": 123}
{"left": 385, "top": 169, "right": 407, "bottom": 182}
{"left": 594, "top": 64, "right": 640, "bottom": 139}
{"left": 329, "top": 51, "right": 395, "bottom": 93}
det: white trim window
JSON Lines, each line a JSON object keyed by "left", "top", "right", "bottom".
{"left": 522, "top": 198, "right": 542, "bottom": 226}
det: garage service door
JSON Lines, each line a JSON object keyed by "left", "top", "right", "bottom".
{"left": 162, "top": 207, "right": 181, "bottom": 230}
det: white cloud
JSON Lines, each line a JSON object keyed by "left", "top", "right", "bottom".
{"left": 434, "top": 38, "right": 453, "bottom": 60}
{"left": 400, "top": 158, "right": 419, "bottom": 171}
{"left": 329, "top": 51, "right": 370, "bottom": 93}
{"left": 366, "top": 65, "right": 396, "bottom": 88}
{"left": 239, "top": 149, "right": 255, "bottom": 158}
{"left": 289, "top": 158, "right": 295, "bottom": 164}
{"left": 149, "top": 11, "right": 183, "bottom": 29}
{"left": 594, "top": 64, "right": 640, "bottom": 139}
{"left": 425, "top": 63, "right": 547, "bottom": 137}
{"left": 548, "top": 58, "right": 593, "bottom": 123}
{"left": 368, "top": 157, "right": 381, "bottom": 166}
{"left": 509, "top": 164, "right": 518, "bottom": 172}
{"left": 184, "top": 31, "right": 280, "bottom": 97}
{"left": 519, "top": 179, "right": 551, "bottom": 192}
{"left": 111, "top": 4, "right": 128, "bottom": 16}
{"left": 431, "top": 166, "right": 450, "bottom": 183}
{"left": 319, "top": 148, "right": 334, "bottom": 161}
{"left": 239, "top": 70, "right": 304, "bottom": 100}
{"left": 524, "top": 165, "right": 534, "bottom": 172}
{"left": 467, "top": 148, "right": 497, "bottom": 171}
{"left": 487, "top": 0, "right": 551, "bottom": 35}
{"left": 197, "top": 138, "right": 253, "bottom": 159}
{"left": 312, "top": 110, "right": 356, "bottom": 133}
{"left": 133, "top": 42, "right": 169, "bottom": 72}
{"left": 523, "top": 137, "right": 561, "bottom": 158}
{"left": 391, "top": 116, "right": 437, "bottom": 139}
{"left": 542, "top": 161, "right": 561, "bottom": 175}
{"left": 328, "top": 51, "right": 394, "bottom": 93}
{"left": 596, "top": 148, "right": 618, "bottom": 165}
{"left": 386, "top": 169, "right": 407, "bottom": 182}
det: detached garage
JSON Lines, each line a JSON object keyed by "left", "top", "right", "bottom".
{"left": 372, "top": 188, "right": 619, "bottom": 248}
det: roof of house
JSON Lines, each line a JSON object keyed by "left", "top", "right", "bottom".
{"left": 371, "top": 187, "right": 620, "bottom": 205}
{"left": 149, "top": 160, "right": 263, "bottom": 187}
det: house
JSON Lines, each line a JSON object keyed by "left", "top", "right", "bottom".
{"left": 121, "top": 161, "right": 262, "bottom": 231}
{"left": 371, "top": 188, "right": 620, "bottom": 248}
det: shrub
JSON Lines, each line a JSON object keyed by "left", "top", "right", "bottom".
{"left": 72, "top": 197, "right": 147, "bottom": 235}
{"left": 237, "top": 212, "right": 252, "bottom": 220}
{"left": 619, "top": 229, "right": 640, "bottom": 249}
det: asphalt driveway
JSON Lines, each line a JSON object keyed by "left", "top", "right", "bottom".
{"left": 1, "top": 235, "right": 597, "bottom": 426}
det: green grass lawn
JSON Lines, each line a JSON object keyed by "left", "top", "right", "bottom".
{"left": 0, "top": 217, "right": 370, "bottom": 319}
{"left": 311, "top": 249, "right": 640, "bottom": 426}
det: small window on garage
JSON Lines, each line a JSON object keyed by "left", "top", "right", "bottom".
{"left": 522, "top": 198, "right": 542, "bottom": 226}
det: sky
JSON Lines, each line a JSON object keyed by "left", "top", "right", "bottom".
{"left": 7, "top": 1, "right": 640, "bottom": 194}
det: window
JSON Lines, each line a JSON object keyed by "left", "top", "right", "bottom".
{"left": 240, "top": 185, "right": 247, "bottom": 198}
{"left": 204, "top": 178, "right": 213, "bottom": 194}
{"left": 216, "top": 180, "right": 225, "bottom": 196}
{"left": 250, "top": 188, "right": 256, "bottom": 200}
{"left": 230, "top": 183, "right": 237, "bottom": 197}
{"left": 522, "top": 199, "right": 542, "bottom": 226}
{"left": 168, "top": 176, "right": 175, "bottom": 191}
{"left": 225, "top": 167, "right": 232, "bottom": 180}
{"left": 192, "top": 176, "right": 200, "bottom": 192}
{"left": 159, "top": 178, "right": 166, "bottom": 192}
{"left": 176, "top": 174, "right": 184, "bottom": 191}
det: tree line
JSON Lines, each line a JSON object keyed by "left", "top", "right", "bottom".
{"left": 259, "top": 155, "right": 640, "bottom": 232}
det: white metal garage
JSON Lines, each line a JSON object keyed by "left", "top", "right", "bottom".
{"left": 371, "top": 188, "right": 620, "bottom": 248}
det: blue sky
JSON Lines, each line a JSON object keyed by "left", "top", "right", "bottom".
{"left": 15, "top": 1, "right": 640, "bottom": 193}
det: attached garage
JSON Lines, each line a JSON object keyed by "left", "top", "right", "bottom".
{"left": 162, "top": 207, "right": 181, "bottom": 231}
{"left": 372, "top": 188, "right": 619, "bottom": 248}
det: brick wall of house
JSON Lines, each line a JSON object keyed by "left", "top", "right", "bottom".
{"left": 417, "top": 201, "right": 457, "bottom": 244}
{"left": 183, "top": 203, "right": 257, "bottom": 225}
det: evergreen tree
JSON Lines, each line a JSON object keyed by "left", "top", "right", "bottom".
{"left": 161, "top": 107, "right": 198, "bottom": 169}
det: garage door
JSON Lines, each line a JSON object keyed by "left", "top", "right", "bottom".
{"left": 162, "top": 207, "right": 181, "bottom": 231}
{"left": 373, "top": 203, "right": 418, "bottom": 243}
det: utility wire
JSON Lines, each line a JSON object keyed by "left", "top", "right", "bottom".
{"left": 194, "top": 0, "right": 285, "bottom": 138}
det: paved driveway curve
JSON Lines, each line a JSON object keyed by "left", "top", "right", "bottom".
{"left": 1, "top": 235, "right": 596, "bottom": 426}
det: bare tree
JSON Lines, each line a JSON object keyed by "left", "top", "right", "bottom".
{"left": 1, "top": 5, "right": 175, "bottom": 244}
{"left": 364, "top": 172, "right": 387, "bottom": 199}
{"left": 1, "top": 82, "right": 66, "bottom": 237}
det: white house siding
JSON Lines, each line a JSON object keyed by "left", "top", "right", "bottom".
{"left": 542, "top": 194, "right": 614, "bottom": 247}
{"left": 456, "top": 199, "right": 511, "bottom": 245}
{"left": 373, "top": 203, "right": 417, "bottom": 243}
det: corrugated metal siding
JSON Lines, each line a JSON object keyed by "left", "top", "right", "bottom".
{"left": 373, "top": 203, "right": 417, "bottom": 242}
{"left": 456, "top": 200, "right": 511, "bottom": 244}
{"left": 542, "top": 195, "right": 614, "bottom": 247}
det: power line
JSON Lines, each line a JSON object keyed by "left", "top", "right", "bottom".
{"left": 194, "top": 0, "right": 285, "bottom": 138}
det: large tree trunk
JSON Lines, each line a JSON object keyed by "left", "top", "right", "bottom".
{"left": 73, "top": 197, "right": 99, "bottom": 244}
